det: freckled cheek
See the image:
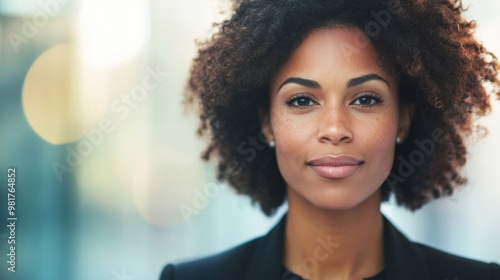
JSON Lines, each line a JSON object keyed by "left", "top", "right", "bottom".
{"left": 362, "top": 118, "right": 398, "bottom": 165}
{"left": 271, "top": 115, "right": 312, "bottom": 166}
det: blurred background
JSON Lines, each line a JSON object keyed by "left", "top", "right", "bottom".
{"left": 0, "top": 0, "right": 499, "bottom": 279}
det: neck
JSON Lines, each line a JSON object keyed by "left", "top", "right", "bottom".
{"left": 283, "top": 188, "right": 384, "bottom": 280}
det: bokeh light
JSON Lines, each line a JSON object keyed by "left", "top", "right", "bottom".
{"left": 22, "top": 44, "right": 81, "bottom": 144}
{"left": 76, "top": 0, "right": 149, "bottom": 67}
{"left": 132, "top": 146, "right": 206, "bottom": 227}
{"left": 4, "top": 1, "right": 500, "bottom": 279}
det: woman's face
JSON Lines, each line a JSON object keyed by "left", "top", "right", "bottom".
{"left": 262, "top": 26, "right": 412, "bottom": 211}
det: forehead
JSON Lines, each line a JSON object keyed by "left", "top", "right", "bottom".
{"left": 272, "top": 26, "right": 394, "bottom": 89}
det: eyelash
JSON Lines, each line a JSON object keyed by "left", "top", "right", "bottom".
{"left": 284, "top": 92, "right": 383, "bottom": 109}
{"left": 352, "top": 92, "right": 383, "bottom": 107}
{"left": 284, "top": 93, "right": 316, "bottom": 109}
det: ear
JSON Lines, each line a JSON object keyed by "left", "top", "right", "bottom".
{"left": 258, "top": 106, "right": 274, "bottom": 143}
{"left": 397, "top": 103, "right": 415, "bottom": 143}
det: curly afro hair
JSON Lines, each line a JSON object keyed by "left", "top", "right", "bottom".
{"left": 185, "top": 0, "right": 500, "bottom": 216}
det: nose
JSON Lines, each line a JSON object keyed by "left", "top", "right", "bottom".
{"left": 316, "top": 105, "right": 353, "bottom": 144}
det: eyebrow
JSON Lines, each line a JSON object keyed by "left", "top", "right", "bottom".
{"left": 276, "top": 73, "right": 390, "bottom": 93}
{"left": 277, "top": 77, "right": 320, "bottom": 93}
{"left": 346, "top": 73, "right": 390, "bottom": 88}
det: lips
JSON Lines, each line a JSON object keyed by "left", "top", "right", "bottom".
{"left": 306, "top": 155, "right": 364, "bottom": 179}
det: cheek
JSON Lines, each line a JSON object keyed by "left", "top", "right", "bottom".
{"left": 270, "top": 112, "right": 312, "bottom": 169}
{"left": 272, "top": 118, "right": 294, "bottom": 153}
{"left": 362, "top": 114, "right": 399, "bottom": 168}
{"left": 367, "top": 119, "right": 398, "bottom": 147}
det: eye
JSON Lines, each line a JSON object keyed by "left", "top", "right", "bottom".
{"left": 352, "top": 93, "right": 383, "bottom": 107}
{"left": 285, "top": 94, "right": 316, "bottom": 108}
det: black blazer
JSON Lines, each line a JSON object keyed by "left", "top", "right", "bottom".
{"left": 160, "top": 213, "right": 500, "bottom": 280}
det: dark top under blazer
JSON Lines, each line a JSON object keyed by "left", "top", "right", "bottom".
{"left": 160, "top": 213, "right": 500, "bottom": 280}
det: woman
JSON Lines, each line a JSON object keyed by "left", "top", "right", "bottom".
{"left": 161, "top": 0, "right": 500, "bottom": 279}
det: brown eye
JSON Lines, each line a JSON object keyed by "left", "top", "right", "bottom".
{"left": 292, "top": 97, "right": 313, "bottom": 106}
{"left": 285, "top": 94, "right": 316, "bottom": 108}
{"left": 352, "top": 93, "right": 383, "bottom": 107}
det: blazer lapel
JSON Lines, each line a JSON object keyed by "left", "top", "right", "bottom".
{"left": 242, "top": 213, "right": 431, "bottom": 280}
{"left": 243, "top": 213, "right": 287, "bottom": 280}
{"left": 383, "top": 216, "right": 431, "bottom": 280}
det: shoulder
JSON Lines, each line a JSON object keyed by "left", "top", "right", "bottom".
{"left": 383, "top": 215, "right": 500, "bottom": 280}
{"left": 159, "top": 237, "right": 260, "bottom": 280}
{"left": 159, "top": 214, "right": 287, "bottom": 280}
{"left": 159, "top": 214, "right": 288, "bottom": 280}
{"left": 414, "top": 242, "right": 500, "bottom": 280}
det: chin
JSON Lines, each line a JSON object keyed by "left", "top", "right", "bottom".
{"left": 310, "top": 195, "right": 367, "bottom": 211}
{"left": 296, "top": 186, "right": 381, "bottom": 212}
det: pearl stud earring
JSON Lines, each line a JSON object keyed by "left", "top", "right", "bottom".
{"left": 269, "top": 140, "right": 275, "bottom": 148}
{"left": 396, "top": 137, "right": 402, "bottom": 144}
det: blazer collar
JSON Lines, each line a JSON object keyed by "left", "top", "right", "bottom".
{"left": 243, "top": 213, "right": 286, "bottom": 280}
{"left": 382, "top": 215, "right": 430, "bottom": 280}
{"left": 244, "top": 212, "right": 431, "bottom": 280}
